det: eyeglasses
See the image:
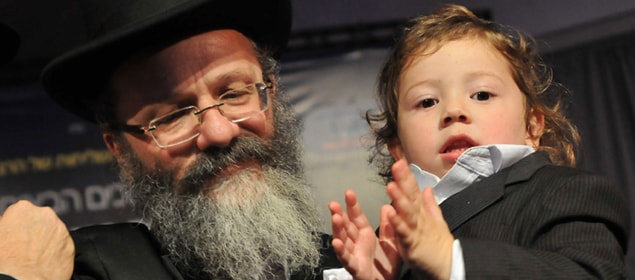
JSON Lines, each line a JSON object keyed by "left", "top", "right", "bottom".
{"left": 108, "top": 82, "right": 271, "bottom": 148}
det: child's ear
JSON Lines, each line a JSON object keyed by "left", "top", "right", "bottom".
{"left": 526, "top": 109, "right": 545, "bottom": 148}
{"left": 387, "top": 140, "right": 406, "bottom": 161}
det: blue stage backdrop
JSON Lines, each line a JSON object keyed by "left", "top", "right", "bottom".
{"left": 0, "top": 83, "right": 136, "bottom": 228}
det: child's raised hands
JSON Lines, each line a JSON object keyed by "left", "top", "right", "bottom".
{"left": 329, "top": 190, "right": 401, "bottom": 279}
{"left": 386, "top": 159, "right": 455, "bottom": 279}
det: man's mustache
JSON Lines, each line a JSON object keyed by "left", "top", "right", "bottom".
{"left": 178, "top": 136, "right": 275, "bottom": 195}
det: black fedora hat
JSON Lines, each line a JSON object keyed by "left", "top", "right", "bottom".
{"left": 0, "top": 21, "right": 20, "bottom": 66}
{"left": 41, "top": 0, "right": 292, "bottom": 122}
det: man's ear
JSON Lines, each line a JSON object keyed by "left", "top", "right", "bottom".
{"left": 266, "top": 74, "right": 277, "bottom": 97}
{"left": 103, "top": 132, "right": 122, "bottom": 160}
{"left": 387, "top": 140, "right": 406, "bottom": 161}
{"left": 526, "top": 108, "right": 545, "bottom": 148}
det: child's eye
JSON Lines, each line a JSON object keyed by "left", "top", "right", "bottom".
{"left": 471, "top": 91, "right": 492, "bottom": 101}
{"left": 418, "top": 98, "right": 439, "bottom": 108}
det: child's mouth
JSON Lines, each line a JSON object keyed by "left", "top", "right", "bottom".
{"left": 443, "top": 140, "right": 473, "bottom": 153}
{"left": 440, "top": 136, "right": 477, "bottom": 161}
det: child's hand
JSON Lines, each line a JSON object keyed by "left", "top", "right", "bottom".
{"left": 329, "top": 190, "right": 400, "bottom": 280}
{"left": 386, "top": 159, "right": 455, "bottom": 279}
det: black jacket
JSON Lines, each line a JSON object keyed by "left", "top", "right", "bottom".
{"left": 71, "top": 223, "right": 341, "bottom": 279}
{"left": 403, "top": 152, "right": 629, "bottom": 279}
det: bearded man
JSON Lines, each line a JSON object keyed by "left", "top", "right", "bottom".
{"left": 41, "top": 0, "right": 341, "bottom": 279}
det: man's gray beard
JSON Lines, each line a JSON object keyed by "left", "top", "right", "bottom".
{"left": 116, "top": 99, "right": 323, "bottom": 279}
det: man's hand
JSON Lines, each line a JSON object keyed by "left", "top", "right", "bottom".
{"left": 0, "top": 200, "right": 74, "bottom": 280}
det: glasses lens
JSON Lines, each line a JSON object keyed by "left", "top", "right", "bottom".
{"left": 150, "top": 107, "right": 200, "bottom": 147}
{"left": 145, "top": 82, "right": 270, "bottom": 148}
{"left": 219, "top": 83, "right": 269, "bottom": 122}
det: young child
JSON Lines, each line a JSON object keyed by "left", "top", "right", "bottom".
{"left": 329, "top": 4, "right": 629, "bottom": 279}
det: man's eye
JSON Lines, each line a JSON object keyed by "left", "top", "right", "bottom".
{"left": 220, "top": 90, "right": 246, "bottom": 100}
{"left": 219, "top": 90, "right": 250, "bottom": 105}
{"left": 155, "top": 109, "right": 190, "bottom": 125}
{"left": 471, "top": 91, "right": 492, "bottom": 101}
{"left": 418, "top": 98, "right": 439, "bottom": 108}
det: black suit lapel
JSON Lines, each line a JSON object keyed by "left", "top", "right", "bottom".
{"left": 440, "top": 151, "right": 551, "bottom": 231}
{"left": 440, "top": 170, "right": 506, "bottom": 231}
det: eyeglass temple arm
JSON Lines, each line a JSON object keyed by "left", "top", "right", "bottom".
{"left": 100, "top": 123, "right": 147, "bottom": 134}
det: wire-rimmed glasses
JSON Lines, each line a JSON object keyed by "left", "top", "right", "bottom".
{"left": 108, "top": 82, "right": 270, "bottom": 148}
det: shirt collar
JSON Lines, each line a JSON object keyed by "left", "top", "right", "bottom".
{"left": 409, "top": 144, "right": 535, "bottom": 203}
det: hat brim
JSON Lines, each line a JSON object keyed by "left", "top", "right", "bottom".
{"left": 0, "top": 22, "right": 20, "bottom": 65}
{"left": 42, "top": 0, "right": 291, "bottom": 123}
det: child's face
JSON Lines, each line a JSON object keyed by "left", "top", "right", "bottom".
{"left": 389, "top": 38, "right": 543, "bottom": 178}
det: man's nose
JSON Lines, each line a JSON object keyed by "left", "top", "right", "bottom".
{"left": 195, "top": 107, "right": 240, "bottom": 149}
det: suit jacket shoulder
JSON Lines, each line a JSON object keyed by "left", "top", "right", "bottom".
{"left": 441, "top": 151, "right": 629, "bottom": 279}
{"left": 71, "top": 223, "right": 340, "bottom": 280}
{"left": 71, "top": 223, "right": 182, "bottom": 280}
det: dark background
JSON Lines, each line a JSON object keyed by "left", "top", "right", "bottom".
{"left": 1, "top": 0, "right": 635, "bottom": 65}
{"left": 1, "top": 0, "right": 635, "bottom": 277}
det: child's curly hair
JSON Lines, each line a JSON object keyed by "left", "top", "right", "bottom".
{"left": 367, "top": 4, "right": 581, "bottom": 182}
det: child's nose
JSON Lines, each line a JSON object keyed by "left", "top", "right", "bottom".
{"left": 441, "top": 100, "right": 471, "bottom": 126}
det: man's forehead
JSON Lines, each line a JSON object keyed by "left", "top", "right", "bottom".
{"left": 170, "top": 29, "right": 256, "bottom": 56}
{"left": 113, "top": 30, "right": 261, "bottom": 87}
{"left": 109, "top": 31, "right": 264, "bottom": 121}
